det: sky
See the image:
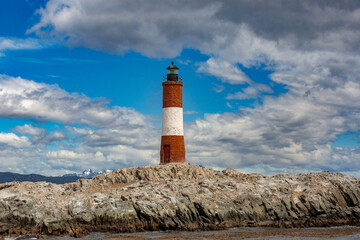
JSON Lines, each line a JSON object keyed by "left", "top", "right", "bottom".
{"left": 0, "top": 0, "right": 360, "bottom": 177}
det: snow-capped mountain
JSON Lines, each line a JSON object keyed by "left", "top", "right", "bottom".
{"left": 62, "top": 169, "right": 113, "bottom": 179}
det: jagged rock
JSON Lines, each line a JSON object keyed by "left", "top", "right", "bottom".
{"left": 0, "top": 164, "right": 359, "bottom": 237}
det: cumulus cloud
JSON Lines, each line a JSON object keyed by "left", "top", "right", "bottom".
{"left": 186, "top": 75, "right": 360, "bottom": 173}
{"left": 19, "top": 0, "right": 360, "bottom": 175}
{"left": 0, "top": 74, "right": 147, "bottom": 128}
{"left": 0, "top": 133, "right": 31, "bottom": 148}
{"left": 0, "top": 75, "right": 159, "bottom": 175}
{"left": 28, "top": 0, "right": 233, "bottom": 58}
{"left": 227, "top": 84, "right": 273, "bottom": 100}
{"left": 13, "top": 124, "right": 68, "bottom": 147}
{"left": 214, "top": 0, "right": 360, "bottom": 52}
{"left": 13, "top": 124, "right": 47, "bottom": 136}
{"left": 29, "top": 1, "right": 360, "bottom": 58}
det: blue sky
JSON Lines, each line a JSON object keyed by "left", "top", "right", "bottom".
{"left": 0, "top": 0, "right": 360, "bottom": 176}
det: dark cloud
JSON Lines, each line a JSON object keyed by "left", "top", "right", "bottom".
{"left": 28, "top": 0, "right": 360, "bottom": 57}
{"left": 215, "top": 0, "right": 360, "bottom": 51}
{"left": 29, "top": 0, "right": 234, "bottom": 57}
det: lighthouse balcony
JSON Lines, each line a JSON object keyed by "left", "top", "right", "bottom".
{"left": 163, "top": 75, "right": 182, "bottom": 82}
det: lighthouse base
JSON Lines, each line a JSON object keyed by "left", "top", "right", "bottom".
{"left": 160, "top": 135, "right": 185, "bottom": 164}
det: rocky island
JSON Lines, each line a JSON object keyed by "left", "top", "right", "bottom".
{"left": 0, "top": 164, "right": 359, "bottom": 238}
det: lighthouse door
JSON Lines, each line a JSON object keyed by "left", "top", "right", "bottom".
{"left": 164, "top": 145, "right": 170, "bottom": 163}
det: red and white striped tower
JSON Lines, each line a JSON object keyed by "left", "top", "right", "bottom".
{"left": 160, "top": 62, "right": 185, "bottom": 164}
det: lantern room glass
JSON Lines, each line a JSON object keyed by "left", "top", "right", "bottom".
{"left": 167, "top": 69, "right": 178, "bottom": 74}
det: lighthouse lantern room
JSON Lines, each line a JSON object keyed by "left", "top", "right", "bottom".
{"left": 160, "top": 62, "right": 186, "bottom": 164}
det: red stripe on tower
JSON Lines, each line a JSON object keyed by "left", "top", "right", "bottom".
{"left": 160, "top": 62, "right": 185, "bottom": 164}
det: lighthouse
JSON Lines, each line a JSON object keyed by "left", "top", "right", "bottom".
{"left": 160, "top": 62, "right": 185, "bottom": 164}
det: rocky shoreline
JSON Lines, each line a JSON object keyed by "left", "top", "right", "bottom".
{"left": 0, "top": 164, "right": 359, "bottom": 237}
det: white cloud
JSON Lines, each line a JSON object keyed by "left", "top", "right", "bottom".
{"left": 46, "top": 150, "right": 103, "bottom": 160}
{"left": 0, "top": 75, "right": 147, "bottom": 128}
{"left": 185, "top": 82, "right": 360, "bottom": 173}
{"left": 0, "top": 149, "right": 45, "bottom": 174}
{"left": 226, "top": 102, "right": 233, "bottom": 109}
{"left": 198, "top": 58, "right": 250, "bottom": 84}
{"left": 13, "top": 124, "right": 47, "bottom": 136}
{"left": 227, "top": 84, "right": 273, "bottom": 100}
{"left": 0, "top": 133, "right": 31, "bottom": 148}
{"left": 184, "top": 111, "right": 198, "bottom": 115}
{"left": 212, "top": 83, "right": 225, "bottom": 93}
{"left": 0, "top": 37, "right": 47, "bottom": 56}
{"left": 0, "top": 75, "right": 159, "bottom": 175}
{"left": 48, "top": 131, "right": 66, "bottom": 141}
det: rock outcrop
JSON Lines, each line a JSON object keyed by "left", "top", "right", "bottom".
{"left": 0, "top": 164, "right": 359, "bottom": 237}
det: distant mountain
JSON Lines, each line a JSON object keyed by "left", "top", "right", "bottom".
{"left": 61, "top": 169, "right": 113, "bottom": 179}
{"left": 0, "top": 172, "right": 81, "bottom": 184}
{"left": 0, "top": 169, "right": 113, "bottom": 184}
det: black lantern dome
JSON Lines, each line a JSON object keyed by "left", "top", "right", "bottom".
{"left": 166, "top": 62, "right": 179, "bottom": 81}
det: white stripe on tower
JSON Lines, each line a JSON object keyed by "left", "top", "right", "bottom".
{"left": 162, "top": 107, "right": 184, "bottom": 136}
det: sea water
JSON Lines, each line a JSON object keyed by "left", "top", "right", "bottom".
{"left": 3, "top": 226, "right": 360, "bottom": 240}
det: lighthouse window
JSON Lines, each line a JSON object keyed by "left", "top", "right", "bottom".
{"left": 167, "top": 69, "right": 178, "bottom": 74}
